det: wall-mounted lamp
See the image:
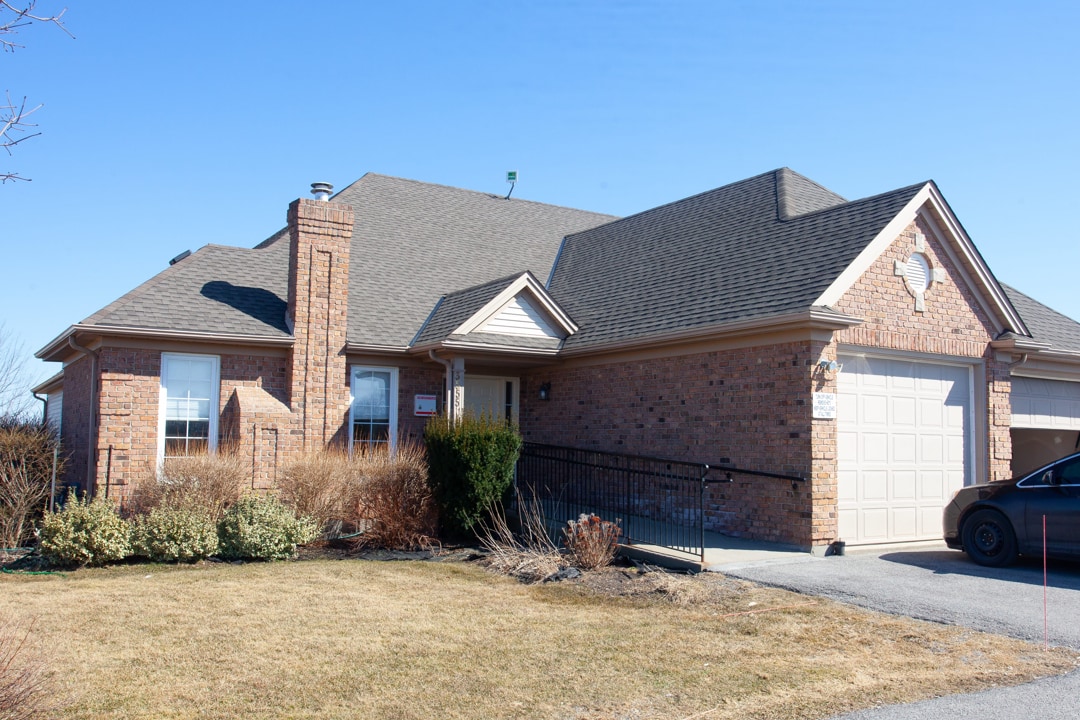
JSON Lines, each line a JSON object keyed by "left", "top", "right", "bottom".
{"left": 817, "top": 359, "right": 842, "bottom": 374}
{"left": 538, "top": 382, "right": 551, "bottom": 401}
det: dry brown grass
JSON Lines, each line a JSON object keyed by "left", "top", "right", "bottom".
{"left": 0, "top": 615, "right": 57, "bottom": 720}
{"left": 0, "top": 559, "right": 1075, "bottom": 720}
{"left": 479, "top": 494, "right": 565, "bottom": 582}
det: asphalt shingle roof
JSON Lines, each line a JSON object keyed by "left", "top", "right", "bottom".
{"left": 1003, "top": 285, "right": 1080, "bottom": 354}
{"left": 333, "top": 175, "right": 616, "bottom": 347}
{"left": 550, "top": 168, "right": 924, "bottom": 350}
{"left": 412, "top": 273, "right": 523, "bottom": 346}
{"left": 77, "top": 174, "right": 615, "bottom": 346}
{"left": 82, "top": 242, "right": 290, "bottom": 337}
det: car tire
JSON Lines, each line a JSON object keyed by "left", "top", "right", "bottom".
{"left": 962, "top": 509, "right": 1019, "bottom": 567}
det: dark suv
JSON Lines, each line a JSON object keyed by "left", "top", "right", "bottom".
{"left": 944, "top": 451, "right": 1080, "bottom": 567}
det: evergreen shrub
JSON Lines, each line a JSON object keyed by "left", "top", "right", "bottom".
{"left": 423, "top": 414, "right": 522, "bottom": 536}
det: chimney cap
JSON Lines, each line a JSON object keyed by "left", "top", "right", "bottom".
{"left": 310, "top": 182, "right": 334, "bottom": 201}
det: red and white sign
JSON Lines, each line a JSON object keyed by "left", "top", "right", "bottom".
{"left": 414, "top": 394, "right": 438, "bottom": 416}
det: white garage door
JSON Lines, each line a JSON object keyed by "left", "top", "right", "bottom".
{"left": 1010, "top": 377, "right": 1080, "bottom": 430}
{"left": 837, "top": 355, "right": 972, "bottom": 545}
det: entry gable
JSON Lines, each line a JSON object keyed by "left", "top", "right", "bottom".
{"left": 410, "top": 271, "right": 576, "bottom": 352}
{"left": 813, "top": 182, "right": 1029, "bottom": 337}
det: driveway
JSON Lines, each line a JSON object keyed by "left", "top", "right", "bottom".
{"left": 720, "top": 546, "right": 1080, "bottom": 719}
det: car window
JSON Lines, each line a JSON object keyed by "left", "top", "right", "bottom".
{"left": 1059, "top": 457, "right": 1080, "bottom": 485}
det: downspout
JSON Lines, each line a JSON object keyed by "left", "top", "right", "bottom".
{"left": 1008, "top": 353, "right": 1029, "bottom": 370}
{"left": 428, "top": 350, "right": 453, "bottom": 420}
{"left": 68, "top": 336, "right": 98, "bottom": 496}
{"left": 32, "top": 392, "right": 47, "bottom": 423}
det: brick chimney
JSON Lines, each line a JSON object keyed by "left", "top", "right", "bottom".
{"left": 286, "top": 185, "right": 354, "bottom": 449}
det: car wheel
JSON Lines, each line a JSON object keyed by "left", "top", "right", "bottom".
{"left": 962, "top": 509, "right": 1018, "bottom": 567}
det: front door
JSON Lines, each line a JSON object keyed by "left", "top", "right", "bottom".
{"left": 464, "top": 376, "right": 519, "bottom": 423}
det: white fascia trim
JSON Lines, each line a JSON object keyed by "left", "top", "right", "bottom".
{"left": 36, "top": 324, "right": 294, "bottom": 360}
{"left": 454, "top": 273, "right": 578, "bottom": 337}
{"left": 919, "top": 184, "right": 1029, "bottom": 336}
{"left": 813, "top": 183, "right": 1029, "bottom": 337}
{"left": 814, "top": 184, "right": 933, "bottom": 307}
{"left": 436, "top": 340, "right": 562, "bottom": 357}
{"left": 344, "top": 343, "right": 411, "bottom": 355}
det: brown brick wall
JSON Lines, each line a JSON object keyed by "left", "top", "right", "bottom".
{"left": 521, "top": 341, "right": 818, "bottom": 545}
{"left": 397, "top": 365, "right": 446, "bottom": 446}
{"left": 58, "top": 354, "right": 93, "bottom": 491}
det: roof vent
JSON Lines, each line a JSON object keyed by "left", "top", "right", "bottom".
{"left": 169, "top": 250, "right": 191, "bottom": 266}
{"left": 310, "top": 182, "right": 333, "bottom": 201}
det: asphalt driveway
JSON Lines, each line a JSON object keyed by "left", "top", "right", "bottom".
{"left": 721, "top": 545, "right": 1080, "bottom": 719}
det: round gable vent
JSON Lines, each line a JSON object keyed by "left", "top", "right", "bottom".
{"left": 905, "top": 253, "right": 930, "bottom": 293}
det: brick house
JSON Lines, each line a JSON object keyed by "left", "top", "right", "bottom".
{"left": 34, "top": 169, "right": 1080, "bottom": 550}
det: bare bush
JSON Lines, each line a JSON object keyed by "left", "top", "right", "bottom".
{"left": 563, "top": 513, "right": 622, "bottom": 570}
{"left": 352, "top": 443, "right": 437, "bottom": 551}
{"left": 479, "top": 490, "right": 566, "bottom": 582}
{"left": 0, "top": 616, "right": 56, "bottom": 720}
{"left": 126, "top": 451, "right": 245, "bottom": 521}
{"left": 0, "top": 417, "right": 61, "bottom": 550}
{"left": 276, "top": 449, "right": 359, "bottom": 534}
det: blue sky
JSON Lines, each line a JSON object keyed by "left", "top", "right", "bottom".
{"left": 3, "top": 1, "right": 1078, "bottom": 390}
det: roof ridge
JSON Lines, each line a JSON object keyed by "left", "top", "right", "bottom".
{"left": 334, "top": 172, "right": 620, "bottom": 220}
{"left": 782, "top": 180, "right": 928, "bottom": 223}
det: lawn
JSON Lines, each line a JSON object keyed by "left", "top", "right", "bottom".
{"left": 1, "top": 557, "right": 1075, "bottom": 719}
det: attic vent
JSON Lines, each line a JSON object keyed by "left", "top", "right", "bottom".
{"left": 905, "top": 253, "right": 930, "bottom": 293}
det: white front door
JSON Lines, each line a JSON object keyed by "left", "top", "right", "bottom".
{"left": 464, "top": 376, "right": 519, "bottom": 423}
{"left": 837, "top": 355, "right": 972, "bottom": 545}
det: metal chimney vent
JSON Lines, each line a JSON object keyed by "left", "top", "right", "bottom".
{"left": 310, "top": 182, "right": 333, "bottom": 201}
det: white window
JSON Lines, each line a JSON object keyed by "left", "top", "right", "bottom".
{"left": 159, "top": 353, "right": 220, "bottom": 461}
{"left": 350, "top": 366, "right": 398, "bottom": 452}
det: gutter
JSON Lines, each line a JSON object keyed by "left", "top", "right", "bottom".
{"left": 32, "top": 392, "right": 47, "bottom": 424}
{"left": 37, "top": 324, "right": 293, "bottom": 361}
{"left": 67, "top": 336, "right": 98, "bottom": 495}
{"left": 428, "top": 350, "right": 453, "bottom": 419}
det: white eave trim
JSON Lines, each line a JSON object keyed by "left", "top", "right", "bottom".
{"left": 454, "top": 273, "right": 578, "bottom": 337}
{"left": 36, "top": 324, "right": 294, "bottom": 360}
{"left": 811, "top": 183, "right": 1030, "bottom": 337}
{"left": 344, "top": 343, "right": 412, "bottom": 355}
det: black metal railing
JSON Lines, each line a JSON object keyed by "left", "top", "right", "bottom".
{"left": 515, "top": 443, "right": 711, "bottom": 559}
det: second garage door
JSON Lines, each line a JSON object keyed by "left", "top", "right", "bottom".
{"left": 837, "top": 355, "right": 972, "bottom": 545}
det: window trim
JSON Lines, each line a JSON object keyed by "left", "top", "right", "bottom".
{"left": 349, "top": 366, "right": 399, "bottom": 453}
{"left": 158, "top": 352, "right": 221, "bottom": 465}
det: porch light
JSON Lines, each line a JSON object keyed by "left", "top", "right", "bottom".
{"left": 538, "top": 382, "right": 551, "bottom": 401}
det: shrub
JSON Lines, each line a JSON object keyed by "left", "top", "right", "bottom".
{"left": 0, "top": 416, "right": 63, "bottom": 550}
{"left": 0, "top": 616, "right": 56, "bottom": 720}
{"left": 276, "top": 450, "right": 359, "bottom": 534}
{"left": 217, "top": 494, "right": 319, "bottom": 561}
{"left": 479, "top": 490, "right": 565, "bottom": 582}
{"left": 352, "top": 443, "right": 437, "bottom": 551}
{"left": 424, "top": 414, "right": 522, "bottom": 536}
{"left": 126, "top": 451, "right": 245, "bottom": 521}
{"left": 39, "top": 492, "right": 131, "bottom": 567}
{"left": 563, "top": 513, "right": 622, "bottom": 570}
{"left": 131, "top": 506, "right": 218, "bottom": 563}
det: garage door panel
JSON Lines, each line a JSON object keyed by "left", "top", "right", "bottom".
{"left": 838, "top": 354, "right": 972, "bottom": 545}
{"left": 1011, "top": 377, "right": 1080, "bottom": 431}
{"left": 891, "top": 507, "right": 917, "bottom": 539}
{"left": 862, "top": 395, "right": 888, "bottom": 425}
{"left": 862, "top": 470, "right": 888, "bottom": 501}
{"left": 891, "top": 396, "right": 916, "bottom": 427}
{"left": 892, "top": 470, "right": 916, "bottom": 500}
{"left": 862, "top": 509, "right": 890, "bottom": 541}
{"left": 891, "top": 434, "right": 916, "bottom": 464}
{"left": 862, "top": 433, "right": 888, "bottom": 463}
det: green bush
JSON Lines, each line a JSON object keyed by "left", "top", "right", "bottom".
{"left": 424, "top": 414, "right": 522, "bottom": 536}
{"left": 39, "top": 492, "right": 131, "bottom": 567}
{"left": 217, "top": 494, "right": 319, "bottom": 561}
{"left": 131, "top": 506, "right": 218, "bottom": 563}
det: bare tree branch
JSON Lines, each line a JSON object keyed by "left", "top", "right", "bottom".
{"left": 0, "top": 324, "right": 32, "bottom": 418}
{"left": 1, "top": 1, "right": 72, "bottom": 182}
